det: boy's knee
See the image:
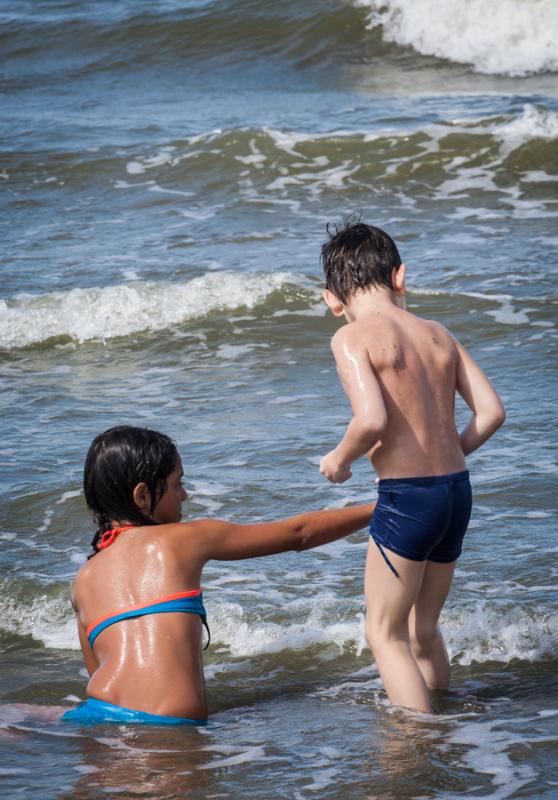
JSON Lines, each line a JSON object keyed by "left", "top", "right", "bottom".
{"left": 365, "top": 614, "right": 383, "bottom": 651}
{"left": 365, "top": 615, "right": 406, "bottom": 652}
{"left": 410, "top": 622, "right": 438, "bottom": 656}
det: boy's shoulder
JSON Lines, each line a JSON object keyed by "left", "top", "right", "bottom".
{"left": 420, "top": 317, "right": 457, "bottom": 344}
{"left": 330, "top": 315, "right": 458, "bottom": 362}
{"left": 329, "top": 321, "right": 367, "bottom": 355}
{"left": 393, "top": 310, "right": 457, "bottom": 344}
{"left": 330, "top": 313, "right": 452, "bottom": 340}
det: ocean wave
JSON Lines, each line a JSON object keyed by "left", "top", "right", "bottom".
{"left": 0, "top": 267, "right": 547, "bottom": 351}
{"left": 0, "top": 272, "right": 302, "bottom": 350}
{"left": 3, "top": 0, "right": 558, "bottom": 81}
{"left": 1, "top": 0, "right": 370, "bottom": 74}
{"left": 210, "top": 598, "right": 558, "bottom": 667}
{"left": 494, "top": 104, "right": 558, "bottom": 155}
{"left": 357, "top": 0, "right": 558, "bottom": 76}
{"left": 0, "top": 585, "right": 77, "bottom": 651}
{"left": 3, "top": 587, "right": 556, "bottom": 667}
{"left": 6, "top": 106, "right": 556, "bottom": 197}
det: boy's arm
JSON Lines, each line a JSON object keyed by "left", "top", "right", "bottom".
{"left": 454, "top": 336, "right": 506, "bottom": 455}
{"left": 187, "top": 503, "right": 374, "bottom": 561}
{"left": 320, "top": 326, "right": 387, "bottom": 483}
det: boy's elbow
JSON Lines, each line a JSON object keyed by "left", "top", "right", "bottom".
{"left": 481, "top": 398, "right": 505, "bottom": 431}
{"left": 490, "top": 392, "right": 506, "bottom": 428}
{"left": 494, "top": 401, "right": 506, "bottom": 429}
{"left": 359, "top": 414, "right": 387, "bottom": 443}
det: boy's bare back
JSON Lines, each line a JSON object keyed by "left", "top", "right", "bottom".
{"left": 338, "top": 306, "right": 465, "bottom": 480}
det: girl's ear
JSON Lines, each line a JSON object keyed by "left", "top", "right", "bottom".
{"left": 132, "top": 482, "right": 152, "bottom": 515}
{"left": 323, "top": 289, "right": 345, "bottom": 317}
{"left": 392, "top": 263, "right": 406, "bottom": 295}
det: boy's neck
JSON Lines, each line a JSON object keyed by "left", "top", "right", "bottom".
{"left": 344, "top": 287, "right": 405, "bottom": 322}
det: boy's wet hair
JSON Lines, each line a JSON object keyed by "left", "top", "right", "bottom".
{"left": 321, "top": 220, "right": 402, "bottom": 304}
{"left": 84, "top": 425, "right": 179, "bottom": 557}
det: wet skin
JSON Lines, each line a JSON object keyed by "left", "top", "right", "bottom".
{"left": 71, "top": 468, "right": 374, "bottom": 720}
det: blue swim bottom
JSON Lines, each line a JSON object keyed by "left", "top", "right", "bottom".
{"left": 61, "top": 697, "right": 206, "bottom": 726}
{"left": 369, "top": 470, "right": 472, "bottom": 578}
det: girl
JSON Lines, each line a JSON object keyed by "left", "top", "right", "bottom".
{"left": 62, "top": 425, "right": 374, "bottom": 725}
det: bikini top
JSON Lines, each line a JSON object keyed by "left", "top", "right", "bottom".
{"left": 86, "top": 526, "right": 210, "bottom": 649}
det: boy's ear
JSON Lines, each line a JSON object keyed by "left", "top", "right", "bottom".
{"left": 132, "top": 482, "right": 152, "bottom": 515}
{"left": 322, "top": 289, "right": 345, "bottom": 317}
{"left": 392, "top": 263, "right": 406, "bottom": 295}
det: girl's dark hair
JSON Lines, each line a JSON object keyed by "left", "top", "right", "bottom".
{"left": 84, "top": 425, "right": 179, "bottom": 558}
{"left": 321, "top": 220, "right": 402, "bottom": 304}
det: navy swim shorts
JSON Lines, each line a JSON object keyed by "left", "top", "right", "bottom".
{"left": 369, "top": 470, "right": 472, "bottom": 577}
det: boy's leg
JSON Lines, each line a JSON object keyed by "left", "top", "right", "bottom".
{"left": 364, "top": 540, "right": 432, "bottom": 714}
{"left": 408, "top": 560, "right": 455, "bottom": 691}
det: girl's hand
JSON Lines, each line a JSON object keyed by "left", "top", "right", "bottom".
{"left": 319, "top": 450, "right": 352, "bottom": 483}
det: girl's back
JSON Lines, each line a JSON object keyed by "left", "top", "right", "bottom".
{"left": 73, "top": 525, "right": 208, "bottom": 719}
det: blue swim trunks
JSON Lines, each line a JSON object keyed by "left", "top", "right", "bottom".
{"left": 369, "top": 470, "right": 472, "bottom": 577}
{"left": 61, "top": 697, "right": 206, "bottom": 726}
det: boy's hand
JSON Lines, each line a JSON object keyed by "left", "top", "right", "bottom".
{"left": 319, "top": 450, "right": 352, "bottom": 484}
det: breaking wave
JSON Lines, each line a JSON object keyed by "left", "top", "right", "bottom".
{"left": 0, "top": 272, "right": 301, "bottom": 350}
{"left": 357, "top": 0, "right": 558, "bottom": 76}
{"left": 2, "top": 585, "right": 556, "bottom": 667}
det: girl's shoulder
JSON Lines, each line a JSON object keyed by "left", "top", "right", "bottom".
{"left": 70, "top": 558, "right": 94, "bottom": 610}
{"left": 164, "top": 519, "right": 220, "bottom": 549}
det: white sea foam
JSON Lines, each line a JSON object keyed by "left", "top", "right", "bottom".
{"left": 126, "top": 146, "right": 176, "bottom": 175}
{"left": 485, "top": 299, "right": 531, "bottom": 326}
{"left": 198, "top": 745, "right": 267, "bottom": 770}
{"left": 0, "top": 272, "right": 299, "bottom": 350}
{"left": 262, "top": 106, "right": 556, "bottom": 192}
{"left": 493, "top": 104, "right": 558, "bottom": 156}
{"left": 444, "top": 600, "right": 558, "bottom": 665}
{"left": 205, "top": 597, "right": 558, "bottom": 666}
{"left": 449, "top": 719, "right": 535, "bottom": 799}
{"left": 235, "top": 139, "right": 267, "bottom": 167}
{"left": 55, "top": 489, "right": 82, "bottom": 505}
{"left": 438, "top": 168, "right": 498, "bottom": 198}
{"left": 357, "top": 0, "right": 558, "bottom": 76}
{"left": 0, "top": 590, "right": 79, "bottom": 650}
{"left": 217, "top": 343, "right": 265, "bottom": 361}
{"left": 522, "top": 170, "right": 558, "bottom": 184}
{"left": 4, "top": 586, "right": 556, "bottom": 667}
{"left": 206, "top": 600, "right": 366, "bottom": 658}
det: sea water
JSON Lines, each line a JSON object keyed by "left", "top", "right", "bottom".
{"left": 1, "top": 1, "right": 557, "bottom": 798}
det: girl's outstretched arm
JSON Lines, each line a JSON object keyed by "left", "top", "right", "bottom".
{"left": 186, "top": 503, "right": 374, "bottom": 561}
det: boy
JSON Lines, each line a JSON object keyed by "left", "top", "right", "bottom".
{"left": 319, "top": 221, "right": 505, "bottom": 713}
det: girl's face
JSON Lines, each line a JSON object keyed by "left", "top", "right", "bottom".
{"left": 152, "top": 457, "right": 188, "bottom": 524}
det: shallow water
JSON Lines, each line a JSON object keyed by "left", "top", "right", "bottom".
{"left": 1, "top": 1, "right": 558, "bottom": 798}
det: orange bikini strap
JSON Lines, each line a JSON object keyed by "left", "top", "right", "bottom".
{"left": 98, "top": 525, "right": 135, "bottom": 550}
